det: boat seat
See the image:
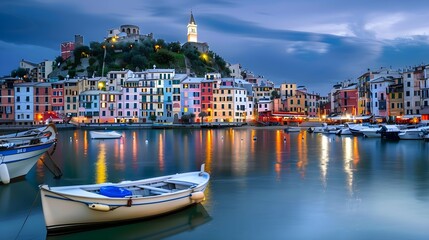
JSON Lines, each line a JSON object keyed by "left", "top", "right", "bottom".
{"left": 165, "top": 179, "right": 197, "bottom": 187}
{"left": 137, "top": 185, "right": 171, "bottom": 193}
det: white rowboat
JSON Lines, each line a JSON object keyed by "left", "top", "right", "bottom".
{"left": 89, "top": 131, "right": 122, "bottom": 139}
{"left": 40, "top": 164, "right": 210, "bottom": 234}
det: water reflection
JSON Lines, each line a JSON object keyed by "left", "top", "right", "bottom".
{"left": 95, "top": 142, "right": 107, "bottom": 183}
{"left": 296, "top": 132, "right": 308, "bottom": 178}
{"left": 319, "top": 134, "right": 329, "bottom": 189}
{"left": 342, "top": 137, "right": 355, "bottom": 194}
{"left": 158, "top": 131, "right": 165, "bottom": 171}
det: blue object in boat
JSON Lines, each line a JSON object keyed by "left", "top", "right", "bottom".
{"left": 99, "top": 186, "right": 132, "bottom": 197}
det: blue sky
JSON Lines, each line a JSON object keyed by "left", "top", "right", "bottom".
{"left": 2, "top": 0, "right": 429, "bottom": 94}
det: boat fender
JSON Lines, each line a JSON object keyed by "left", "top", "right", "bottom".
{"left": 127, "top": 198, "right": 132, "bottom": 207}
{"left": 190, "top": 191, "right": 205, "bottom": 203}
{"left": 0, "top": 163, "right": 10, "bottom": 184}
{"left": 88, "top": 203, "right": 111, "bottom": 212}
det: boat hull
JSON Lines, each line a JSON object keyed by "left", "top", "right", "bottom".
{"left": 1, "top": 141, "right": 55, "bottom": 181}
{"left": 360, "top": 128, "right": 381, "bottom": 138}
{"left": 40, "top": 171, "right": 209, "bottom": 234}
{"left": 398, "top": 129, "right": 424, "bottom": 140}
{"left": 284, "top": 127, "right": 301, "bottom": 132}
{"left": 90, "top": 131, "right": 122, "bottom": 139}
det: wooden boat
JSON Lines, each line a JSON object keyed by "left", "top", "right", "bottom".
{"left": 0, "top": 124, "right": 58, "bottom": 184}
{"left": 39, "top": 164, "right": 210, "bottom": 234}
{"left": 45, "top": 203, "right": 212, "bottom": 238}
{"left": 90, "top": 131, "right": 122, "bottom": 139}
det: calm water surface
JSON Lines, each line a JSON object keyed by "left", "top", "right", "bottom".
{"left": 2, "top": 128, "right": 429, "bottom": 240}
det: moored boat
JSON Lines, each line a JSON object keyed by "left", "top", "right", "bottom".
{"left": 284, "top": 126, "right": 301, "bottom": 132}
{"left": 360, "top": 126, "right": 382, "bottom": 138}
{"left": 90, "top": 131, "right": 122, "bottom": 139}
{"left": 336, "top": 127, "right": 352, "bottom": 136}
{"left": 398, "top": 126, "right": 429, "bottom": 140}
{"left": 0, "top": 124, "right": 58, "bottom": 184}
{"left": 379, "top": 125, "right": 402, "bottom": 140}
{"left": 39, "top": 164, "right": 210, "bottom": 234}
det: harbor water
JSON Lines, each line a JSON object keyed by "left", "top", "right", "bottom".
{"left": 2, "top": 127, "right": 429, "bottom": 240}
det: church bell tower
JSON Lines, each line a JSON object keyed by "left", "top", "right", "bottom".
{"left": 187, "top": 11, "right": 197, "bottom": 43}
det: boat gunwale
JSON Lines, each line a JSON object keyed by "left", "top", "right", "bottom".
{"left": 40, "top": 171, "right": 210, "bottom": 201}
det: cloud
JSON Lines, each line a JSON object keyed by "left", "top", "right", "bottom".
{"left": 285, "top": 41, "right": 329, "bottom": 54}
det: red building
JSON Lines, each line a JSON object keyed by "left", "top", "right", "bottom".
{"left": 332, "top": 86, "right": 358, "bottom": 116}
{"left": 61, "top": 42, "right": 75, "bottom": 60}
{"left": 51, "top": 82, "right": 65, "bottom": 119}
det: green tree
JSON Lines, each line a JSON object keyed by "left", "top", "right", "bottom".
{"left": 73, "top": 46, "right": 91, "bottom": 65}
{"left": 11, "top": 68, "right": 28, "bottom": 78}
{"left": 167, "top": 41, "right": 181, "bottom": 53}
{"left": 54, "top": 56, "right": 64, "bottom": 68}
{"left": 271, "top": 90, "right": 281, "bottom": 99}
{"left": 198, "top": 111, "right": 208, "bottom": 123}
{"left": 131, "top": 55, "right": 148, "bottom": 69}
{"left": 153, "top": 49, "right": 175, "bottom": 66}
{"left": 149, "top": 114, "right": 157, "bottom": 122}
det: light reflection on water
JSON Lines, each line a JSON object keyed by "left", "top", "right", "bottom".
{"left": 2, "top": 128, "right": 429, "bottom": 240}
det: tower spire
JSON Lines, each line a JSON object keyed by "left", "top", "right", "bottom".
{"left": 189, "top": 11, "right": 196, "bottom": 25}
{"left": 187, "top": 11, "right": 197, "bottom": 43}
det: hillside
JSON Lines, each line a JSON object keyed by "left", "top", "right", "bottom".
{"left": 50, "top": 39, "right": 231, "bottom": 79}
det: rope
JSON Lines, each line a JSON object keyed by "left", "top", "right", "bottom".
{"left": 15, "top": 190, "right": 40, "bottom": 240}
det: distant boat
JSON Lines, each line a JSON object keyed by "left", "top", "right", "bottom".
{"left": 90, "top": 131, "right": 122, "bottom": 139}
{"left": 39, "top": 164, "right": 210, "bottom": 234}
{"left": 360, "top": 127, "right": 381, "bottom": 138}
{"left": 0, "top": 124, "right": 58, "bottom": 184}
{"left": 379, "top": 125, "right": 402, "bottom": 140}
{"left": 284, "top": 126, "right": 301, "bottom": 133}
{"left": 398, "top": 126, "right": 429, "bottom": 140}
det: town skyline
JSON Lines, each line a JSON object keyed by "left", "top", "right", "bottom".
{"left": 2, "top": 0, "right": 429, "bottom": 94}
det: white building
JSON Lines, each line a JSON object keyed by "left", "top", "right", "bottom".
{"left": 14, "top": 82, "right": 35, "bottom": 123}
{"left": 369, "top": 76, "right": 395, "bottom": 117}
{"left": 228, "top": 63, "right": 242, "bottom": 79}
{"left": 402, "top": 68, "right": 422, "bottom": 115}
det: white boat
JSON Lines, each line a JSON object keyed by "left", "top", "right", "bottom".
{"left": 39, "top": 164, "right": 210, "bottom": 234}
{"left": 348, "top": 123, "right": 375, "bottom": 136}
{"left": 360, "top": 127, "right": 382, "bottom": 138}
{"left": 398, "top": 126, "right": 429, "bottom": 140}
{"left": 336, "top": 127, "right": 352, "bottom": 135}
{"left": 308, "top": 123, "right": 328, "bottom": 133}
{"left": 0, "top": 124, "right": 58, "bottom": 184}
{"left": 90, "top": 131, "right": 122, "bottom": 139}
{"left": 284, "top": 126, "right": 301, "bottom": 132}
